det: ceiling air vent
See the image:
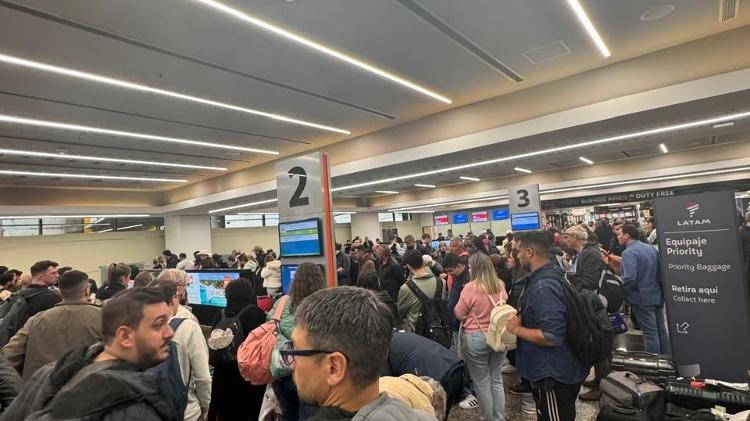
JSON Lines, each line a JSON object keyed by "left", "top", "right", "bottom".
{"left": 719, "top": 0, "right": 740, "bottom": 22}
{"left": 522, "top": 41, "right": 572, "bottom": 64}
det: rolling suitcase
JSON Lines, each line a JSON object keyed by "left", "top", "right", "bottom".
{"left": 600, "top": 371, "right": 665, "bottom": 421}
{"left": 610, "top": 351, "right": 677, "bottom": 385}
{"left": 665, "top": 379, "right": 750, "bottom": 414}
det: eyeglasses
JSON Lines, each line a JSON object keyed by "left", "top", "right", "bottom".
{"left": 278, "top": 341, "right": 335, "bottom": 367}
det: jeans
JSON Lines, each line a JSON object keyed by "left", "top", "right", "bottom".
{"left": 631, "top": 304, "right": 671, "bottom": 355}
{"left": 462, "top": 332, "right": 505, "bottom": 421}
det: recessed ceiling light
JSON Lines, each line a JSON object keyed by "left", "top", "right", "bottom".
{"left": 0, "top": 169, "right": 187, "bottom": 183}
{"left": 0, "top": 214, "right": 151, "bottom": 219}
{"left": 191, "top": 0, "right": 452, "bottom": 104}
{"left": 514, "top": 167, "right": 532, "bottom": 174}
{"left": 640, "top": 5, "right": 675, "bottom": 22}
{"left": 659, "top": 143, "right": 669, "bottom": 153}
{"left": 0, "top": 114, "right": 279, "bottom": 155}
{"left": 579, "top": 156, "right": 594, "bottom": 165}
{"left": 0, "top": 148, "right": 227, "bottom": 171}
{"left": 414, "top": 183, "right": 436, "bottom": 188}
{"left": 0, "top": 52, "right": 350, "bottom": 135}
{"left": 566, "top": 0, "right": 611, "bottom": 58}
{"left": 329, "top": 110, "right": 750, "bottom": 192}
{"left": 459, "top": 176, "right": 480, "bottom": 182}
{"left": 712, "top": 121, "right": 735, "bottom": 129}
{"left": 209, "top": 198, "right": 279, "bottom": 213}
{"left": 375, "top": 190, "right": 399, "bottom": 194}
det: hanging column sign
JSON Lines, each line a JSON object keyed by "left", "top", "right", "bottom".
{"left": 275, "top": 152, "right": 336, "bottom": 289}
{"left": 509, "top": 184, "right": 542, "bottom": 231}
{"left": 654, "top": 191, "right": 750, "bottom": 382}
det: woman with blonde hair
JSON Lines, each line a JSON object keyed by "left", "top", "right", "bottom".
{"left": 454, "top": 253, "right": 509, "bottom": 421}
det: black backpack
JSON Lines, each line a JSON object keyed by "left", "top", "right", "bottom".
{"left": 149, "top": 318, "right": 189, "bottom": 417}
{"left": 597, "top": 269, "right": 624, "bottom": 314}
{"left": 0, "top": 289, "right": 46, "bottom": 347}
{"left": 208, "top": 305, "right": 252, "bottom": 367}
{"left": 405, "top": 277, "right": 452, "bottom": 349}
{"left": 559, "top": 274, "right": 614, "bottom": 366}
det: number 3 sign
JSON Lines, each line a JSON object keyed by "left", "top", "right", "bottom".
{"left": 276, "top": 152, "right": 326, "bottom": 217}
{"left": 509, "top": 184, "right": 540, "bottom": 214}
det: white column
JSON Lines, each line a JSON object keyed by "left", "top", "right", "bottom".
{"left": 164, "top": 215, "right": 212, "bottom": 255}
{"left": 350, "top": 212, "right": 381, "bottom": 242}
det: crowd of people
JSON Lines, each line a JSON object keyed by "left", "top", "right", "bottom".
{"left": 0, "top": 215, "right": 683, "bottom": 421}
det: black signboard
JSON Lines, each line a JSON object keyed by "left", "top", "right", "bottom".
{"left": 654, "top": 191, "right": 750, "bottom": 382}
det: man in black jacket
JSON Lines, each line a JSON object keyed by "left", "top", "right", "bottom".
{"left": 335, "top": 243, "right": 351, "bottom": 286}
{"left": 375, "top": 245, "right": 406, "bottom": 302}
{"left": 2, "top": 288, "right": 178, "bottom": 421}
{"left": 595, "top": 218, "right": 614, "bottom": 252}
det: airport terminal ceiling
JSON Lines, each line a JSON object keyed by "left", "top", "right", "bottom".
{"left": 1, "top": 0, "right": 750, "bottom": 215}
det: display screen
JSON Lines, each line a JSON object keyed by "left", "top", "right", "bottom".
{"left": 492, "top": 208, "right": 509, "bottom": 220}
{"left": 434, "top": 215, "right": 449, "bottom": 225}
{"left": 511, "top": 212, "right": 541, "bottom": 231}
{"left": 431, "top": 240, "right": 441, "bottom": 249}
{"left": 378, "top": 212, "right": 394, "bottom": 222}
{"left": 185, "top": 270, "right": 241, "bottom": 307}
{"left": 453, "top": 213, "right": 469, "bottom": 224}
{"left": 472, "top": 211, "right": 489, "bottom": 223}
{"left": 281, "top": 264, "right": 298, "bottom": 295}
{"left": 279, "top": 218, "right": 323, "bottom": 257}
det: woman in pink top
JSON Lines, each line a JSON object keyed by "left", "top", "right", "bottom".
{"left": 454, "top": 253, "right": 509, "bottom": 421}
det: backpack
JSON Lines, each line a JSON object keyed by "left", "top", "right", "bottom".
{"left": 149, "top": 318, "right": 188, "bottom": 417}
{"left": 559, "top": 274, "right": 614, "bottom": 366}
{"left": 0, "top": 289, "right": 46, "bottom": 347}
{"left": 597, "top": 269, "right": 624, "bottom": 314}
{"left": 405, "top": 278, "right": 452, "bottom": 349}
{"left": 237, "top": 295, "right": 289, "bottom": 385}
{"left": 470, "top": 294, "right": 517, "bottom": 352}
{"left": 208, "top": 305, "right": 253, "bottom": 367}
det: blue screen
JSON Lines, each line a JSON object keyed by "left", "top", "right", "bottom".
{"left": 453, "top": 213, "right": 468, "bottom": 224}
{"left": 185, "top": 270, "right": 240, "bottom": 307}
{"left": 511, "top": 212, "right": 541, "bottom": 231}
{"left": 281, "top": 264, "right": 299, "bottom": 295}
{"left": 492, "top": 208, "right": 509, "bottom": 220}
{"left": 431, "top": 240, "right": 440, "bottom": 249}
{"left": 279, "top": 218, "right": 322, "bottom": 257}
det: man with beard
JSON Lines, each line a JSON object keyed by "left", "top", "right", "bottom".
{"left": 2, "top": 288, "right": 178, "bottom": 421}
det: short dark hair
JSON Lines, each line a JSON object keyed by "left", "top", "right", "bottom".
{"left": 225, "top": 278, "right": 255, "bottom": 308}
{"left": 516, "top": 231, "right": 549, "bottom": 254}
{"left": 402, "top": 249, "right": 424, "bottom": 269}
{"left": 335, "top": 242, "right": 342, "bottom": 251}
{"left": 621, "top": 224, "right": 640, "bottom": 240}
{"left": 295, "top": 287, "right": 393, "bottom": 391}
{"left": 178, "top": 253, "right": 187, "bottom": 259}
{"left": 442, "top": 253, "right": 467, "bottom": 270}
{"left": 101, "top": 288, "right": 166, "bottom": 344}
{"left": 0, "top": 266, "right": 7, "bottom": 275}
{"left": 57, "top": 266, "right": 73, "bottom": 277}
{"left": 148, "top": 277, "right": 178, "bottom": 305}
{"left": 356, "top": 272, "right": 380, "bottom": 291}
{"left": 163, "top": 250, "right": 172, "bottom": 256}
{"left": 30, "top": 260, "right": 58, "bottom": 277}
{"left": 59, "top": 270, "right": 90, "bottom": 299}
{"left": 0, "top": 272, "right": 15, "bottom": 288}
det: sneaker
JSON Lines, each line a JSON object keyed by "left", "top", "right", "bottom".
{"left": 520, "top": 394, "right": 537, "bottom": 415}
{"left": 508, "top": 381, "right": 532, "bottom": 395}
{"left": 583, "top": 378, "right": 598, "bottom": 388}
{"left": 458, "top": 394, "right": 480, "bottom": 409}
{"left": 501, "top": 363, "right": 517, "bottom": 374}
{"left": 579, "top": 387, "right": 602, "bottom": 401}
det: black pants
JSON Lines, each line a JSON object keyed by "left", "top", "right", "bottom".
{"left": 531, "top": 379, "right": 582, "bottom": 421}
{"left": 441, "top": 363, "right": 469, "bottom": 413}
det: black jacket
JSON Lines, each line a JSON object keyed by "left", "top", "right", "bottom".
{"left": 336, "top": 252, "right": 351, "bottom": 286}
{"left": 1, "top": 343, "right": 177, "bottom": 421}
{"left": 382, "top": 332, "right": 462, "bottom": 383}
{"left": 374, "top": 290, "right": 399, "bottom": 322}
{"left": 22, "top": 286, "right": 62, "bottom": 319}
{"left": 596, "top": 224, "right": 614, "bottom": 252}
{"left": 740, "top": 225, "right": 750, "bottom": 266}
{"left": 0, "top": 353, "right": 21, "bottom": 413}
{"left": 567, "top": 243, "right": 605, "bottom": 292}
{"left": 378, "top": 258, "right": 406, "bottom": 303}
{"left": 95, "top": 282, "right": 126, "bottom": 302}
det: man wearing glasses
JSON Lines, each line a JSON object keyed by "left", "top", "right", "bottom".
{"left": 280, "top": 287, "right": 434, "bottom": 420}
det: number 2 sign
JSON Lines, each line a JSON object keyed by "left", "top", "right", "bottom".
{"left": 275, "top": 152, "right": 326, "bottom": 217}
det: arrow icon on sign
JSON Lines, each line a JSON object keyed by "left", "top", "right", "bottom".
{"left": 676, "top": 322, "right": 690, "bottom": 334}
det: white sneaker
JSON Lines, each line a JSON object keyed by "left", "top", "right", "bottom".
{"left": 458, "top": 394, "right": 480, "bottom": 409}
{"left": 520, "top": 394, "right": 537, "bottom": 416}
{"left": 501, "top": 363, "right": 516, "bottom": 374}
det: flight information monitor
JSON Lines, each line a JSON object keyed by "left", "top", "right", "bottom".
{"left": 278, "top": 218, "right": 323, "bottom": 257}
{"left": 511, "top": 211, "right": 541, "bottom": 231}
{"left": 492, "top": 208, "right": 509, "bottom": 220}
{"left": 453, "top": 213, "right": 469, "bottom": 224}
{"left": 472, "top": 211, "right": 489, "bottom": 223}
{"left": 434, "top": 215, "right": 449, "bottom": 225}
{"left": 185, "top": 270, "right": 241, "bottom": 307}
{"left": 281, "top": 264, "right": 299, "bottom": 295}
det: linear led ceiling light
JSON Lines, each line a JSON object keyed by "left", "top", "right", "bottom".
{"left": 566, "top": 0, "right": 611, "bottom": 58}
{"left": 0, "top": 148, "right": 227, "bottom": 171}
{"left": 659, "top": 143, "right": 669, "bottom": 153}
{"left": 331, "top": 110, "right": 750, "bottom": 192}
{"left": 375, "top": 190, "right": 399, "bottom": 194}
{"left": 192, "top": 0, "right": 452, "bottom": 104}
{"left": 459, "top": 176, "right": 480, "bottom": 182}
{"left": 0, "top": 114, "right": 279, "bottom": 155}
{"left": 0, "top": 214, "right": 150, "bottom": 219}
{"left": 117, "top": 224, "right": 143, "bottom": 231}
{"left": 514, "top": 167, "right": 532, "bottom": 174}
{"left": 712, "top": 122, "right": 735, "bottom": 129}
{"left": 579, "top": 156, "right": 594, "bottom": 165}
{"left": 0, "top": 53, "right": 349, "bottom": 135}
{"left": 414, "top": 183, "right": 436, "bottom": 188}
{"left": 209, "top": 198, "right": 279, "bottom": 213}
{"left": 0, "top": 169, "right": 186, "bottom": 183}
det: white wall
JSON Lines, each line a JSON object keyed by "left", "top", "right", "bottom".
{"left": 351, "top": 212, "right": 381, "bottom": 241}
{"left": 380, "top": 220, "right": 422, "bottom": 239}
{"left": 334, "top": 224, "right": 352, "bottom": 244}
{"left": 165, "top": 215, "right": 212, "bottom": 253}
{"left": 0, "top": 231, "right": 166, "bottom": 281}
{"left": 211, "top": 226, "right": 280, "bottom": 254}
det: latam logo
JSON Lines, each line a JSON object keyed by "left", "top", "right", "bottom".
{"left": 686, "top": 201, "right": 700, "bottom": 218}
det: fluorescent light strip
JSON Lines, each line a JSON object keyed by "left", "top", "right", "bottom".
{"left": 192, "top": 0, "right": 451, "bottom": 104}
{"left": 579, "top": 156, "right": 594, "bottom": 165}
{"left": 390, "top": 194, "right": 509, "bottom": 212}
{"left": 514, "top": 167, "right": 532, "bottom": 174}
{"left": 0, "top": 169, "right": 186, "bottom": 183}
{"left": 0, "top": 53, "right": 349, "bottom": 135}
{"left": 117, "top": 224, "right": 143, "bottom": 231}
{"left": 0, "top": 148, "right": 227, "bottom": 171}
{"left": 331, "top": 110, "right": 750, "bottom": 192}
{"left": 566, "top": 0, "right": 611, "bottom": 58}
{"left": 209, "top": 198, "right": 278, "bottom": 213}
{"left": 712, "top": 122, "right": 735, "bottom": 129}
{"left": 375, "top": 190, "right": 399, "bottom": 194}
{"left": 459, "top": 176, "right": 480, "bottom": 182}
{"left": 414, "top": 183, "right": 436, "bottom": 188}
{"left": 0, "top": 114, "right": 279, "bottom": 155}
{"left": 95, "top": 228, "right": 114, "bottom": 233}
{"left": 659, "top": 143, "right": 669, "bottom": 153}
{"left": 0, "top": 214, "right": 150, "bottom": 220}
